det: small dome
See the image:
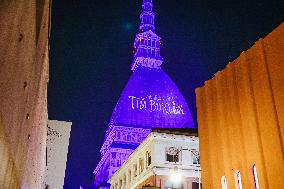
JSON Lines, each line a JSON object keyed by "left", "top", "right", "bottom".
{"left": 106, "top": 66, "right": 194, "bottom": 135}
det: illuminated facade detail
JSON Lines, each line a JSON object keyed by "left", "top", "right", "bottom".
{"left": 94, "top": 0, "right": 194, "bottom": 188}
{"left": 131, "top": 31, "right": 163, "bottom": 70}
{"left": 100, "top": 127, "right": 151, "bottom": 156}
{"left": 139, "top": 0, "right": 155, "bottom": 32}
{"left": 221, "top": 176, "right": 228, "bottom": 189}
{"left": 132, "top": 0, "right": 163, "bottom": 71}
{"left": 128, "top": 95, "right": 185, "bottom": 115}
{"left": 252, "top": 165, "right": 259, "bottom": 189}
{"left": 109, "top": 129, "right": 200, "bottom": 189}
{"left": 234, "top": 171, "right": 243, "bottom": 189}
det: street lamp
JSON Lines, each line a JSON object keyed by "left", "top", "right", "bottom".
{"left": 170, "top": 149, "right": 201, "bottom": 189}
{"left": 170, "top": 166, "right": 183, "bottom": 184}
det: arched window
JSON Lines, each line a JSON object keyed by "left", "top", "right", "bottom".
{"left": 166, "top": 147, "right": 180, "bottom": 162}
{"left": 139, "top": 158, "right": 144, "bottom": 173}
{"left": 156, "top": 40, "right": 160, "bottom": 48}
{"left": 151, "top": 49, "right": 155, "bottom": 56}
{"left": 221, "top": 176, "right": 228, "bottom": 189}
{"left": 235, "top": 171, "right": 243, "bottom": 189}
{"left": 116, "top": 132, "right": 121, "bottom": 140}
{"left": 143, "top": 16, "right": 146, "bottom": 23}
{"left": 128, "top": 169, "right": 131, "bottom": 184}
{"left": 146, "top": 151, "right": 151, "bottom": 166}
{"left": 252, "top": 165, "right": 260, "bottom": 189}
{"left": 133, "top": 164, "right": 137, "bottom": 177}
{"left": 127, "top": 134, "right": 131, "bottom": 141}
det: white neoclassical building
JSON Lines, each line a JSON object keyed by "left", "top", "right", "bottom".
{"left": 109, "top": 128, "right": 200, "bottom": 189}
{"left": 46, "top": 120, "right": 72, "bottom": 189}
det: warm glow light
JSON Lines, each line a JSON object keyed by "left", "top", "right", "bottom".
{"left": 170, "top": 169, "right": 183, "bottom": 184}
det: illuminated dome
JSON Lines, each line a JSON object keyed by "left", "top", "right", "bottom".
{"left": 94, "top": 1, "right": 195, "bottom": 188}
{"left": 106, "top": 66, "right": 194, "bottom": 135}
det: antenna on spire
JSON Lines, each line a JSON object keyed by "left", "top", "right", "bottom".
{"left": 131, "top": 0, "right": 163, "bottom": 71}
{"left": 139, "top": 0, "right": 155, "bottom": 32}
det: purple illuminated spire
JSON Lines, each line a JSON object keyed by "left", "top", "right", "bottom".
{"left": 139, "top": 0, "right": 155, "bottom": 32}
{"left": 93, "top": 1, "right": 194, "bottom": 188}
{"left": 131, "top": 0, "right": 163, "bottom": 71}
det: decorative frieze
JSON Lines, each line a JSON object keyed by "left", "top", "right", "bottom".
{"left": 100, "top": 126, "right": 151, "bottom": 156}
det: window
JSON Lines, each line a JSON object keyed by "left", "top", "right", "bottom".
{"left": 116, "top": 159, "right": 120, "bottom": 167}
{"left": 166, "top": 147, "right": 179, "bottom": 163}
{"left": 191, "top": 150, "right": 200, "bottom": 165}
{"left": 128, "top": 169, "right": 131, "bottom": 184}
{"left": 112, "top": 152, "right": 116, "bottom": 158}
{"left": 139, "top": 158, "right": 144, "bottom": 173}
{"left": 123, "top": 175, "right": 126, "bottom": 187}
{"left": 116, "top": 132, "right": 121, "bottom": 140}
{"left": 122, "top": 133, "right": 126, "bottom": 141}
{"left": 251, "top": 165, "right": 259, "bottom": 189}
{"left": 193, "top": 157, "right": 198, "bottom": 164}
{"left": 142, "top": 48, "right": 146, "bottom": 55}
{"left": 133, "top": 164, "right": 137, "bottom": 177}
{"left": 221, "top": 176, "right": 228, "bottom": 189}
{"left": 235, "top": 171, "right": 243, "bottom": 189}
{"left": 119, "top": 179, "right": 122, "bottom": 189}
{"left": 156, "top": 41, "right": 160, "bottom": 48}
{"left": 127, "top": 134, "right": 131, "bottom": 141}
{"left": 146, "top": 151, "right": 151, "bottom": 166}
{"left": 111, "top": 159, "right": 115, "bottom": 166}
{"left": 192, "top": 182, "right": 199, "bottom": 189}
{"left": 166, "top": 153, "right": 178, "bottom": 162}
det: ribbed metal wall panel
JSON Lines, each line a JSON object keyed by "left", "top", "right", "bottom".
{"left": 196, "top": 23, "right": 284, "bottom": 189}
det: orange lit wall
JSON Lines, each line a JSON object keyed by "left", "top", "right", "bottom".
{"left": 196, "top": 23, "right": 284, "bottom": 189}
{"left": 0, "top": 0, "right": 50, "bottom": 188}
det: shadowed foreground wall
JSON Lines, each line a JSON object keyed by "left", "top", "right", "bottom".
{"left": 196, "top": 23, "right": 284, "bottom": 189}
{"left": 0, "top": 0, "right": 51, "bottom": 188}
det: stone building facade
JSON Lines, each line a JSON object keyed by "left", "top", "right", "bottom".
{"left": 46, "top": 120, "right": 72, "bottom": 189}
{"left": 0, "top": 0, "right": 51, "bottom": 188}
{"left": 109, "top": 129, "right": 200, "bottom": 189}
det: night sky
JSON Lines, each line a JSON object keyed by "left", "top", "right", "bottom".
{"left": 48, "top": 0, "right": 284, "bottom": 188}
